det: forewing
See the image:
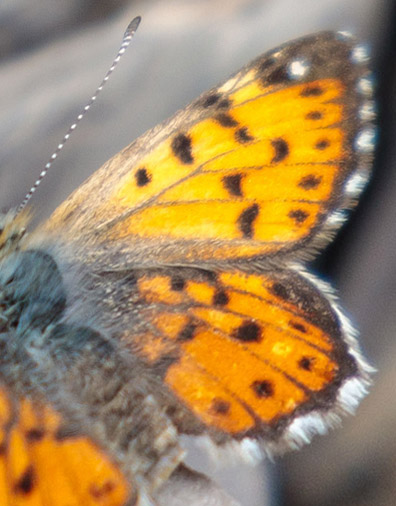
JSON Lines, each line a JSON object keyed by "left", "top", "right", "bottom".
{"left": 42, "top": 32, "right": 374, "bottom": 265}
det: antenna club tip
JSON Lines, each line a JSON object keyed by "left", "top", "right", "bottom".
{"left": 127, "top": 16, "right": 141, "bottom": 35}
{"left": 20, "top": 16, "right": 140, "bottom": 212}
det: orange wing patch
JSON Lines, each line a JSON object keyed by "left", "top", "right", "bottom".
{"left": 96, "top": 77, "right": 344, "bottom": 258}
{"left": 42, "top": 33, "right": 372, "bottom": 265}
{"left": 0, "top": 385, "right": 132, "bottom": 505}
{"left": 132, "top": 268, "right": 354, "bottom": 437}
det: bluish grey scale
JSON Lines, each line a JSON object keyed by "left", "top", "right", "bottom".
{"left": 0, "top": 241, "right": 183, "bottom": 499}
{"left": 0, "top": 250, "right": 66, "bottom": 335}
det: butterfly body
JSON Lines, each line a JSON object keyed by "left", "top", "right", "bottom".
{"left": 0, "top": 31, "right": 374, "bottom": 505}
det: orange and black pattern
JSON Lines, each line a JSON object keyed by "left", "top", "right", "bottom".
{"left": 0, "top": 31, "right": 374, "bottom": 505}
{"left": 126, "top": 266, "right": 357, "bottom": 437}
{"left": 45, "top": 32, "right": 373, "bottom": 265}
{"left": 0, "top": 383, "right": 131, "bottom": 505}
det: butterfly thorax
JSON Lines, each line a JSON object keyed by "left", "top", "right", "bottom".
{"left": 0, "top": 240, "right": 184, "bottom": 497}
{"left": 0, "top": 245, "right": 66, "bottom": 336}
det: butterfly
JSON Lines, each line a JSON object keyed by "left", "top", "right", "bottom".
{"left": 0, "top": 30, "right": 375, "bottom": 505}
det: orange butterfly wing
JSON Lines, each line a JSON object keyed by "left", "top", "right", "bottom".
{"left": 121, "top": 266, "right": 367, "bottom": 443}
{"left": 37, "top": 32, "right": 374, "bottom": 449}
{"left": 0, "top": 383, "right": 133, "bottom": 505}
{"left": 42, "top": 32, "right": 374, "bottom": 264}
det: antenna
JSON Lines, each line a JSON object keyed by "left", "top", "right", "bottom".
{"left": 17, "top": 16, "right": 141, "bottom": 214}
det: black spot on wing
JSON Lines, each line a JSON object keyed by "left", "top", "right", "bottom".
{"left": 298, "top": 174, "right": 322, "bottom": 190}
{"left": 306, "top": 110, "right": 323, "bottom": 120}
{"left": 271, "top": 138, "right": 289, "bottom": 163}
{"left": 90, "top": 481, "right": 116, "bottom": 499}
{"left": 213, "top": 289, "right": 229, "bottom": 306}
{"left": 135, "top": 167, "right": 151, "bottom": 187}
{"left": 211, "top": 398, "right": 231, "bottom": 415}
{"left": 299, "top": 356, "right": 315, "bottom": 371}
{"left": 170, "top": 276, "right": 186, "bottom": 291}
{"left": 251, "top": 380, "right": 274, "bottom": 398}
{"left": 199, "top": 93, "right": 231, "bottom": 109}
{"left": 258, "top": 57, "right": 276, "bottom": 73}
{"left": 222, "top": 174, "right": 244, "bottom": 197}
{"left": 215, "top": 113, "right": 239, "bottom": 127}
{"left": 233, "top": 321, "right": 262, "bottom": 342}
{"left": 301, "top": 85, "right": 324, "bottom": 97}
{"left": 315, "top": 139, "right": 330, "bottom": 150}
{"left": 218, "top": 98, "right": 232, "bottom": 109}
{"left": 289, "top": 321, "right": 307, "bottom": 333}
{"left": 266, "top": 65, "right": 290, "bottom": 85}
{"left": 237, "top": 204, "right": 259, "bottom": 238}
{"left": 26, "top": 428, "right": 45, "bottom": 442}
{"left": 201, "top": 92, "right": 222, "bottom": 107}
{"left": 288, "top": 209, "right": 309, "bottom": 224}
{"left": 235, "top": 127, "right": 254, "bottom": 144}
{"left": 14, "top": 466, "right": 35, "bottom": 495}
{"left": 270, "top": 282, "right": 289, "bottom": 301}
{"left": 177, "top": 322, "right": 197, "bottom": 342}
{"left": 171, "top": 134, "right": 194, "bottom": 164}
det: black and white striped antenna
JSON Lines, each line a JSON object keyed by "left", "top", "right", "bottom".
{"left": 17, "top": 16, "right": 141, "bottom": 214}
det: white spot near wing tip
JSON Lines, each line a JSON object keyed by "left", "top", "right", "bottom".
{"left": 287, "top": 59, "right": 310, "bottom": 80}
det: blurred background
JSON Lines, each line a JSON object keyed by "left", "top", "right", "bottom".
{"left": 0, "top": 0, "right": 394, "bottom": 505}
